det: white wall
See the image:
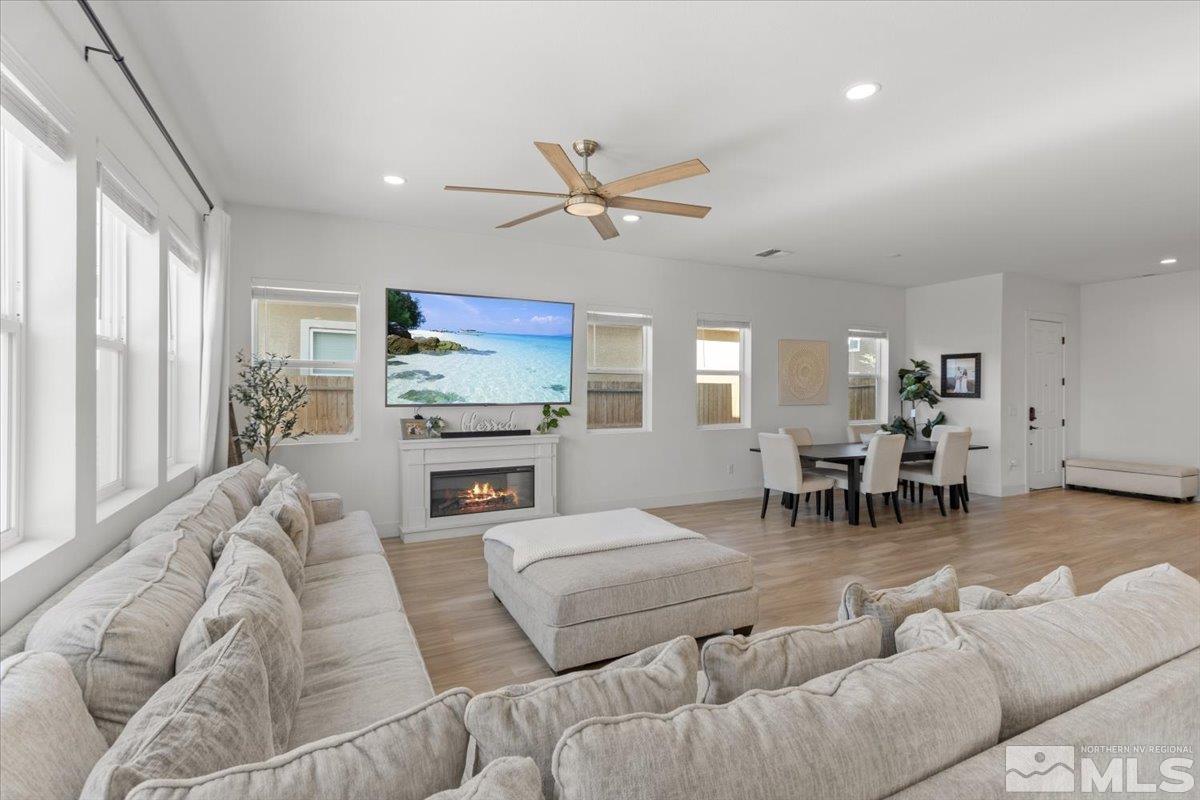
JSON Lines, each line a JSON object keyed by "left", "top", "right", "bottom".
{"left": 228, "top": 203, "right": 907, "bottom": 536}
{"left": 904, "top": 275, "right": 1005, "bottom": 495}
{"left": 1080, "top": 271, "right": 1200, "bottom": 469}
{"left": 0, "top": 0, "right": 218, "bottom": 630}
{"left": 1000, "top": 274, "right": 1081, "bottom": 494}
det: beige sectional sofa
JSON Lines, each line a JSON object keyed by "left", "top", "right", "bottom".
{"left": 2, "top": 466, "right": 1197, "bottom": 800}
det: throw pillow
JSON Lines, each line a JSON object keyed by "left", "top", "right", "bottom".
{"left": 959, "top": 565, "right": 1076, "bottom": 610}
{"left": 177, "top": 537, "right": 304, "bottom": 751}
{"left": 837, "top": 565, "right": 958, "bottom": 656}
{"left": 25, "top": 530, "right": 212, "bottom": 743}
{"left": 428, "top": 757, "right": 544, "bottom": 800}
{"left": 466, "top": 636, "right": 698, "bottom": 800}
{"left": 124, "top": 689, "right": 473, "bottom": 800}
{"left": 260, "top": 481, "right": 310, "bottom": 557}
{"left": 281, "top": 472, "right": 317, "bottom": 541}
{"left": 0, "top": 651, "right": 109, "bottom": 800}
{"left": 81, "top": 621, "right": 275, "bottom": 800}
{"left": 699, "top": 616, "right": 882, "bottom": 704}
{"left": 211, "top": 506, "right": 305, "bottom": 596}
{"left": 893, "top": 563, "right": 1200, "bottom": 738}
{"left": 257, "top": 462, "right": 292, "bottom": 503}
{"left": 551, "top": 642, "right": 1000, "bottom": 800}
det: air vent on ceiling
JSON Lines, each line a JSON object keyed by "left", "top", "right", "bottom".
{"left": 754, "top": 248, "right": 793, "bottom": 258}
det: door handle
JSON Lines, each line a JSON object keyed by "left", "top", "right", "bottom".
{"left": 1029, "top": 425, "right": 1039, "bottom": 430}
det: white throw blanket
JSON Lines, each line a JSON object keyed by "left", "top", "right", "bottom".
{"left": 484, "top": 508, "right": 704, "bottom": 572}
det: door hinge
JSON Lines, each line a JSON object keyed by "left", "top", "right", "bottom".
{"left": 1061, "top": 418, "right": 1065, "bottom": 427}
{"left": 1061, "top": 377, "right": 1065, "bottom": 386}
{"left": 1061, "top": 336, "right": 1066, "bottom": 345}
{"left": 1061, "top": 459, "right": 1065, "bottom": 468}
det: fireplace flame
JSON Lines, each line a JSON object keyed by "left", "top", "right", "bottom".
{"left": 462, "top": 482, "right": 517, "bottom": 505}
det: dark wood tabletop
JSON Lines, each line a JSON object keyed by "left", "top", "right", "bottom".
{"left": 749, "top": 440, "right": 988, "bottom": 461}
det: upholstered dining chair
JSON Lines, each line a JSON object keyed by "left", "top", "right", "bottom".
{"left": 812, "top": 433, "right": 906, "bottom": 527}
{"left": 928, "top": 425, "right": 973, "bottom": 502}
{"left": 779, "top": 427, "right": 846, "bottom": 504}
{"left": 899, "top": 429, "right": 972, "bottom": 515}
{"left": 758, "top": 433, "right": 837, "bottom": 527}
{"left": 847, "top": 423, "right": 881, "bottom": 442}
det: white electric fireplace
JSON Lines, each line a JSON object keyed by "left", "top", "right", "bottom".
{"left": 398, "top": 434, "right": 559, "bottom": 542}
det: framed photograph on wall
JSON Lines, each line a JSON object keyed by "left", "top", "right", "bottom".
{"left": 401, "top": 418, "right": 430, "bottom": 439}
{"left": 941, "top": 353, "right": 981, "bottom": 398}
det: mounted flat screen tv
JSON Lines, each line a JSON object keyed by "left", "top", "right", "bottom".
{"left": 385, "top": 289, "right": 574, "bottom": 406}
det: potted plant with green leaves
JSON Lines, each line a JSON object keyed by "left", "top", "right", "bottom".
{"left": 537, "top": 404, "right": 570, "bottom": 434}
{"left": 229, "top": 350, "right": 310, "bottom": 464}
{"left": 883, "top": 358, "right": 945, "bottom": 438}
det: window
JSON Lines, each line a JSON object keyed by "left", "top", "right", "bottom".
{"left": 586, "top": 311, "right": 651, "bottom": 431}
{"left": 96, "top": 164, "right": 155, "bottom": 501}
{"left": 696, "top": 318, "right": 750, "bottom": 428}
{"left": 251, "top": 283, "right": 360, "bottom": 439}
{"left": 167, "top": 232, "right": 201, "bottom": 466}
{"left": 848, "top": 329, "right": 888, "bottom": 423}
{"left": 1, "top": 129, "right": 25, "bottom": 548}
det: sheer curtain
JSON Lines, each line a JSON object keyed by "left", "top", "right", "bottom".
{"left": 197, "top": 209, "right": 230, "bottom": 476}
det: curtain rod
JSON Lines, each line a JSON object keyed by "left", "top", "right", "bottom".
{"left": 76, "top": 0, "right": 215, "bottom": 212}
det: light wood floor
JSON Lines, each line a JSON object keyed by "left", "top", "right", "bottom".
{"left": 384, "top": 489, "right": 1199, "bottom": 694}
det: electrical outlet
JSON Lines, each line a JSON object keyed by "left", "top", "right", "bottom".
{"left": 727, "top": 463, "right": 735, "bottom": 476}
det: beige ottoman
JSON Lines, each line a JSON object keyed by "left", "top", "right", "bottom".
{"left": 484, "top": 513, "right": 758, "bottom": 672}
{"left": 1065, "top": 458, "right": 1199, "bottom": 502}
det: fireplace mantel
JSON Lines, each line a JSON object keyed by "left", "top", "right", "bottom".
{"left": 398, "top": 434, "right": 559, "bottom": 542}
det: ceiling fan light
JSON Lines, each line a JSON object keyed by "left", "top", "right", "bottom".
{"left": 622, "top": 214, "right": 641, "bottom": 222}
{"left": 564, "top": 194, "right": 607, "bottom": 217}
{"left": 845, "top": 82, "right": 881, "bottom": 101}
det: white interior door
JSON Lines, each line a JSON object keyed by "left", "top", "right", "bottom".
{"left": 1027, "top": 319, "right": 1065, "bottom": 490}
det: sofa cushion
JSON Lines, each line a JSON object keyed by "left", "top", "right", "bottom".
{"left": 837, "top": 565, "right": 958, "bottom": 656}
{"left": 305, "top": 510, "right": 384, "bottom": 566}
{"left": 482, "top": 538, "right": 754, "bottom": 627}
{"left": 289, "top": 610, "right": 435, "bottom": 748}
{"left": 129, "top": 479, "right": 238, "bottom": 553}
{"left": 257, "top": 462, "right": 292, "bottom": 502}
{"left": 177, "top": 537, "right": 304, "bottom": 751}
{"left": 467, "top": 636, "right": 698, "bottom": 800}
{"left": 81, "top": 621, "right": 274, "bottom": 800}
{"left": 205, "top": 460, "right": 268, "bottom": 520}
{"left": 428, "top": 757, "right": 544, "bottom": 800}
{"left": 26, "top": 531, "right": 212, "bottom": 743}
{"left": 260, "top": 481, "right": 310, "bottom": 558}
{"left": 212, "top": 506, "right": 305, "bottom": 596}
{"left": 299, "top": 553, "right": 403, "bottom": 630}
{"left": 1065, "top": 458, "right": 1199, "bottom": 478}
{"left": 282, "top": 472, "right": 317, "bottom": 542}
{"left": 551, "top": 642, "right": 1001, "bottom": 800}
{"left": 894, "top": 563, "right": 1200, "bottom": 739}
{"left": 0, "top": 652, "right": 109, "bottom": 800}
{"left": 699, "top": 616, "right": 882, "bottom": 704}
{"left": 125, "top": 689, "right": 473, "bottom": 800}
{"left": 959, "top": 565, "right": 1076, "bottom": 611}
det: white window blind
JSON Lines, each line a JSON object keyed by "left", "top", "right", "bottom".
{"left": 586, "top": 311, "right": 652, "bottom": 328}
{"left": 168, "top": 230, "right": 200, "bottom": 272}
{"left": 100, "top": 166, "right": 156, "bottom": 235}
{"left": 0, "top": 63, "right": 69, "bottom": 161}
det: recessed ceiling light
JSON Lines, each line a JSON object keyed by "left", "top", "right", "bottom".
{"left": 845, "top": 82, "right": 881, "bottom": 101}
{"left": 622, "top": 214, "right": 641, "bottom": 223}
{"left": 1160, "top": 257, "right": 1178, "bottom": 265}
{"left": 383, "top": 175, "right": 406, "bottom": 186}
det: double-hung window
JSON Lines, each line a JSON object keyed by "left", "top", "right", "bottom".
{"left": 696, "top": 317, "right": 750, "bottom": 428}
{"left": 848, "top": 328, "right": 888, "bottom": 423}
{"left": 1, "top": 55, "right": 71, "bottom": 547}
{"left": 0, "top": 128, "right": 25, "bottom": 548}
{"left": 96, "top": 165, "right": 154, "bottom": 500}
{"left": 586, "top": 310, "right": 651, "bottom": 431}
{"left": 250, "top": 282, "right": 360, "bottom": 440}
{"left": 167, "top": 231, "right": 201, "bottom": 466}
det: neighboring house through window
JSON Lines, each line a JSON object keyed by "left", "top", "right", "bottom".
{"left": 697, "top": 317, "right": 750, "bottom": 428}
{"left": 848, "top": 328, "right": 888, "bottom": 423}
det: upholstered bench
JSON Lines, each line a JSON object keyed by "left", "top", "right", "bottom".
{"left": 1065, "top": 458, "right": 1199, "bottom": 502}
{"left": 483, "top": 509, "right": 759, "bottom": 672}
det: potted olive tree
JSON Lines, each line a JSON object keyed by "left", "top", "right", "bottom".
{"left": 229, "top": 350, "right": 310, "bottom": 464}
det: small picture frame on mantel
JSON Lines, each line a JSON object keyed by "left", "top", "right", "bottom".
{"left": 401, "top": 418, "right": 430, "bottom": 440}
{"left": 941, "top": 353, "right": 982, "bottom": 398}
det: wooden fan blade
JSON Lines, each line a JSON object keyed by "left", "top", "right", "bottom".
{"left": 534, "top": 142, "right": 588, "bottom": 192}
{"left": 444, "top": 186, "right": 568, "bottom": 198}
{"left": 597, "top": 158, "right": 709, "bottom": 198}
{"left": 607, "top": 196, "right": 711, "bottom": 219}
{"left": 496, "top": 204, "right": 563, "bottom": 229}
{"left": 589, "top": 212, "right": 619, "bottom": 241}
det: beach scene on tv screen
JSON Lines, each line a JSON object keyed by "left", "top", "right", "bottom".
{"left": 386, "top": 289, "right": 573, "bottom": 406}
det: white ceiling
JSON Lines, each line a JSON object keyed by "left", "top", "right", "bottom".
{"left": 112, "top": 0, "right": 1199, "bottom": 287}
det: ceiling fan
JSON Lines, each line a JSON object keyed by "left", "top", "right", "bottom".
{"left": 445, "top": 139, "right": 710, "bottom": 241}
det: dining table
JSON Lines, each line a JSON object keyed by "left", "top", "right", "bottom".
{"left": 749, "top": 439, "right": 989, "bottom": 526}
